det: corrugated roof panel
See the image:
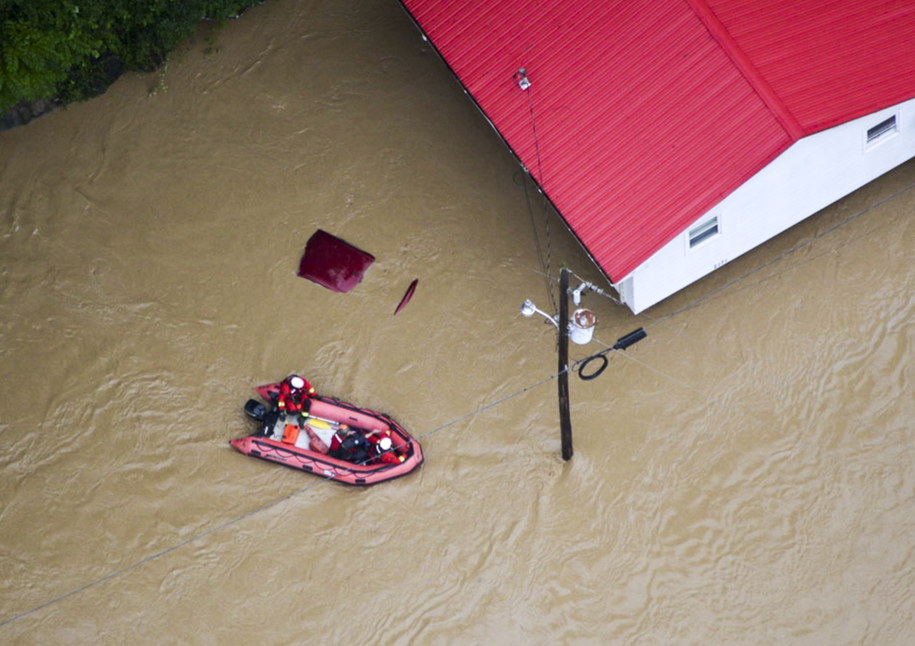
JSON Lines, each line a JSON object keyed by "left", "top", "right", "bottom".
{"left": 400, "top": 0, "right": 792, "bottom": 280}
{"left": 399, "top": 1, "right": 915, "bottom": 281}
{"left": 707, "top": 0, "right": 915, "bottom": 133}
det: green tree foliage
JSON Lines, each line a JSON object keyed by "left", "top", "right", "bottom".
{"left": 0, "top": 0, "right": 261, "bottom": 112}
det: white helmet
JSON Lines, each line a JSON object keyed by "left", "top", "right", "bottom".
{"left": 289, "top": 376, "right": 305, "bottom": 390}
{"left": 378, "top": 436, "right": 393, "bottom": 451}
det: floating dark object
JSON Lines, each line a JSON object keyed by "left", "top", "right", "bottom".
{"left": 394, "top": 279, "right": 418, "bottom": 315}
{"left": 297, "top": 230, "right": 375, "bottom": 293}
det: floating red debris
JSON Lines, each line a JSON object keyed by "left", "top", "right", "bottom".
{"left": 394, "top": 279, "right": 418, "bottom": 315}
{"left": 296, "top": 230, "right": 375, "bottom": 293}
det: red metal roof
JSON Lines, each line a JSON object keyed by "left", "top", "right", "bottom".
{"left": 708, "top": 0, "right": 915, "bottom": 134}
{"left": 399, "top": 0, "right": 915, "bottom": 281}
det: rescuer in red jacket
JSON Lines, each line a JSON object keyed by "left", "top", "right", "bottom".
{"left": 276, "top": 374, "right": 316, "bottom": 420}
{"left": 368, "top": 430, "right": 407, "bottom": 464}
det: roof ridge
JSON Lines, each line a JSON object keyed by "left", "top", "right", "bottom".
{"left": 684, "top": 0, "right": 805, "bottom": 140}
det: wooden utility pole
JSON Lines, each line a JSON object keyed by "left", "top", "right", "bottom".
{"left": 557, "top": 267, "right": 573, "bottom": 460}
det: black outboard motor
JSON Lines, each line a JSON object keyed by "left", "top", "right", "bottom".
{"left": 244, "top": 399, "right": 267, "bottom": 422}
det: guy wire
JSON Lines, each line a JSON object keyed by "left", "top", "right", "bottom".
{"left": 0, "top": 371, "right": 562, "bottom": 629}
{"left": 523, "top": 85, "right": 557, "bottom": 313}
{"left": 531, "top": 173, "right": 915, "bottom": 330}
{"left": 9, "top": 156, "right": 911, "bottom": 631}
{"left": 522, "top": 172, "right": 555, "bottom": 313}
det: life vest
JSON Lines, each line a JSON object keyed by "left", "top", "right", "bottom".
{"left": 333, "top": 432, "right": 370, "bottom": 463}
{"left": 377, "top": 450, "right": 406, "bottom": 465}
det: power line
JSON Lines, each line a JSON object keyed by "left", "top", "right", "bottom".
{"left": 570, "top": 177, "right": 915, "bottom": 327}
{"left": 0, "top": 472, "right": 332, "bottom": 628}
{"left": 0, "top": 371, "right": 569, "bottom": 628}
{"left": 518, "top": 74, "right": 557, "bottom": 314}
{"left": 6, "top": 153, "right": 912, "bottom": 633}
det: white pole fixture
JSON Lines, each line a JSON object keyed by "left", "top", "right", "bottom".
{"left": 520, "top": 284, "right": 597, "bottom": 346}
{"left": 520, "top": 298, "right": 559, "bottom": 328}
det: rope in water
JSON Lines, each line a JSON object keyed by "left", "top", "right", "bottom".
{"left": 529, "top": 174, "right": 915, "bottom": 383}
{"left": 5, "top": 166, "right": 912, "bottom": 631}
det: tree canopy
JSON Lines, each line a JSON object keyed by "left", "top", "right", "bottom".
{"left": 0, "top": 0, "right": 262, "bottom": 112}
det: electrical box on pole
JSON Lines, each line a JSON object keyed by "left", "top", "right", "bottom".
{"left": 520, "top": 267, "right": 646, "bottom": 462}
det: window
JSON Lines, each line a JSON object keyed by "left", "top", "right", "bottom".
{"left": 688, "top": 216, "right": 719, "bottom": 248}
{"left": 866, "top": 115, "right": 898, "bottom": 147}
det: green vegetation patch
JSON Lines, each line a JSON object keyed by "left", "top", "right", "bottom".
{"left": 0, "top": 0, "right": 263, "bottom": 113}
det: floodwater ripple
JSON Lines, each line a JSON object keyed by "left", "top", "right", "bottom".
{"left": 1, "top": 0, "right": 913, "bottom": 643}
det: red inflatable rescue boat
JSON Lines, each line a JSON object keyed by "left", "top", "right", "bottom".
{"left": 231, "top": 382, "right": 423, "bottom": 486}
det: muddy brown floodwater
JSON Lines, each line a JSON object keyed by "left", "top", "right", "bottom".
{"left": 1, "top": 1, "right": 913, "bottom": 644}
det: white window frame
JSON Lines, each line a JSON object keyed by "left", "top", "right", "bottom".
{"left": 865, "top": 113, "right": 899, "bottom": 150}
{"left": 687, "top": 215, "right": 720, "bottom": 250}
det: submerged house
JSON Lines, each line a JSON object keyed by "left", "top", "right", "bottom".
{"left": 398, "top": 0, "right": 915, "bottom": 313}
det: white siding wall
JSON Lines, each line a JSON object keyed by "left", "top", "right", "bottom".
{"left": 615, "top": 97, "right": 915, "bottom": 314}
